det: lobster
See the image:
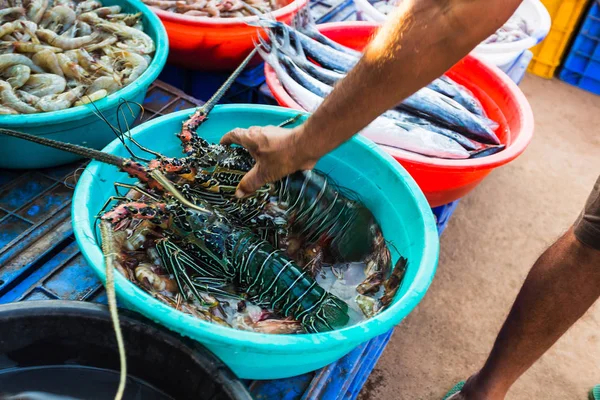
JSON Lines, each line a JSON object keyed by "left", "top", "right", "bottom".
{"left": 99, "top": 181, "right": 351, "bottom": 333}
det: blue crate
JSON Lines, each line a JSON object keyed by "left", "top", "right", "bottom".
{"left": 559, "top": 2, "right": 600, "bottom": 95}
{"left": 158, "top": 62, "right": 267, "bottom": 103}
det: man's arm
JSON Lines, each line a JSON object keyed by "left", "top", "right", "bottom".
{"left": 221, "top": 0, "right": 522, "bottom": 198}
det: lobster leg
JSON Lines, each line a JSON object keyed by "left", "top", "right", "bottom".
{"left": 155, "top": 238, "right": 224, "bottom": 307}
{"left": 379, "top": 256, "right": 408, "bottom": 307}
{"left": 113, "top": 182, "right": 159, "bottom": 201}
{"left": 192, "top": 276, "right": 244, "bottom": 301}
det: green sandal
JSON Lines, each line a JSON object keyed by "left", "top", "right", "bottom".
{"left": 590, "top": 385, "right": 600, "bottom": 400}
{"left": 443, "top": 381, "right": 465, "bottom": 400}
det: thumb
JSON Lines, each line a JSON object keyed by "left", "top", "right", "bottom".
{"left": 235, "top": 165, "right": 266, "bottom": 199}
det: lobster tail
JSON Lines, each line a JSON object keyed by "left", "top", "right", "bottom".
{"left": 302, "top": 294, "right": 349, "bottom": 333}
{"left": 0, "top": 128, "right": 126, "bottom": 167}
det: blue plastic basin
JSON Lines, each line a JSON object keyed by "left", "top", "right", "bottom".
{"left": 72, "top": 104, "right": 439, "bottom": 380}
{"left": 0, "top": 0, "right": 168, "bottom": 169}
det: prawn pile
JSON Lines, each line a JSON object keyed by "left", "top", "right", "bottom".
{"left": 482, "top": 14, "right": 534, "bottom": 44}
{"left": 0, "top": 0, "right": 155, "bottom": 115}
{"left": 142, "top": 0, "right": 282, "bottom": 18}
{"left": 0, "top": 55, "right": 408, "bottom": 336}
{"left": 370, "top": 0, "right": 533, "bottom": 45}
{"left": 257, "top": 12, "right": 506, "bottom": 160}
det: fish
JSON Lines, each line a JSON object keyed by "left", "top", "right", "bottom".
{"left": 427, "top": 75, "right": 486, "bottom": 117}
{"left": 469, "top": 144, "right": 506, "bottom": 158}
{"left": 274, "top": 26, "right": 346, "bottom": 85}
{"left": 259, "top": 46, "right": 471, "bottom": 159}
{"left": 278, "top": 52, "right": 332, "bottom": 98}
{"left": 267, "top": 24, "right": 496, "bottom": 138}
{"left": 294, "top": 9, "right": 363, "bottom": 58}
{"left": 383, "top": 109, "right": 481, "bottom": 151}
{"left": 256, "top": 19, "right": 358, "bottom": 72}
{"left": 397, "top": 87, "right": 501, "bottom": 145}
{"left": 257, "top": 19, "right": 504, "bottom": 156}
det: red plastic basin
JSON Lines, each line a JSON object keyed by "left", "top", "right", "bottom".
{"left": 152, "top": 0, "right": 307, "bottom": 71}
{"left": 264, "top": 21, "right": 535, "bottom": 207}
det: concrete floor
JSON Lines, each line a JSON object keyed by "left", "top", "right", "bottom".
{"left": 358, "top": 75, "right": 600, "bottom": 400}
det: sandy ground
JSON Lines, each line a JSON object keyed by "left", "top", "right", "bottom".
{"left": 358, "top": 75, "right": 600, "bottom": 400}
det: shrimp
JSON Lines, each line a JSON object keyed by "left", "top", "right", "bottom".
{"left": 56, "top": 53, "right": 90, "bottom": 82}
{"left": 64, "top": 49, "right": 79, "bottom": 63}
{"left": 74, "top": 88, "right": 107, "bottom": 106}
{"left": 2, "top": 35, "right": 17, "bottom": 42}
{"left": 97, "top": 22, "right": 154, "bottom": 54}
{"left": 203, "top": 0, "right": 220, "bottom": 17}
{"left": 40, "top": 6, "right": 77, "bottom": 33}
{"left": 175, "top": 0, "right": 208, "bottom": 11}
{"left": 84, "top": 33, "right": 117, "bottom": 52}
{"left": 87, "top": 76, "right": 120, "bottom": 94}
{"left": 0, "top": 104, "right": 17, "bottom": 114}
{"left": 107, "top": 12, "right": 143, "bottom": 27}
{"left": 37, "top": 28, "right": 99, "bottom": 50}
{"left": 183, "top": 10, "right": 209, "bottom": 16}
{"left": 20, "top": 73, "right": 66, "bottom": 97}
{"left": 217, "top": 0, "right": 245, "bottom": 12}
{"left": 0, "top": 21, "right": 26, "bottom": 39}
{"left": 3, "top": 64, "right": 30, "bottom": 88}
{"left": 0, "top": 7, "right": 25, "bottom": 23}
{"left": 32, "top": 50, "right": 64, "bottom": 77}
{"left": 76, "top": 49, "right": 112, "bottom": 76}
{"left": 19, "top": 21, "right": 39, "bottom": 44}
{"left": 26, "top": 0, "right": 49, "bottom": 24}
{"left": 113, "top": 50, "right": 148, "bottom": 85}
{"left": 75, "top": 0, "right": 103, "bottom": 14}
{"left": 0, "top": 54, "right": 44, "bottom": 73}
{"left": 0, "top": 80, "right": 37, "bottom": 113}
{"left": 37, "top": 85, "right": 85, "bottom": 111}
{"left": 91, "top": 6, "right": 122, "bottom": 17}
{"left": 78, "top": 11, "right": 103, "bottom": 25}
{"left": 1, "top": 41, "right": 63, "bottom": 53}
{"left": 15, "top": 89, "right": 39, "bottom": 106}
{"left": 54, "top": 0, "right": 75, "bottom": 7}
{"left": 141, "top": 0, "right": 177, "bottom": 9}
{"left": 77, "top": 21, "right": 93, "bottom": 36}
{"left": 60, "top": 24, "right": 78, "bottom": 39}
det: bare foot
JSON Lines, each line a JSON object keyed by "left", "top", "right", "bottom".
{"left": 446, "top": 374, "right": 507, "bottom": 400}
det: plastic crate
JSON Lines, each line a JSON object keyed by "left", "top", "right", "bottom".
{"left": 528, "top": 0, "right": 591, "bottom": 78}
{"left": 559, "top": 2, "right": 600, "bottom": 93}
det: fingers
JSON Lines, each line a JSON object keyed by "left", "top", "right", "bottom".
{"left": 235, "top": 165, "right": 266, "bottom": 199}
{"left": 220, "top": 126, "right": 262, "bottom": 152}
{"left": 220, "top": 127, "right": 246, "bottom": 146}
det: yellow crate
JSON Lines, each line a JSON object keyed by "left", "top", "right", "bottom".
{"left": 528, "top": 0, "right": 591, "bottom": 78}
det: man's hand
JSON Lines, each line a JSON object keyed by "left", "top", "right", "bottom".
{"left": 220, "top": 125, "right": 318, "bottom": 198}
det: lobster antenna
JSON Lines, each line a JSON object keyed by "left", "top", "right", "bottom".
{"left": 196, "top": 47, "right": 259, "bottom": 115}
{"left": 0, "top": 128, "right": 126, "bottom": 167}
{"left": 90, "top": 100, "right": 149, "bottom": 162}
{"left": 115, "top": 99, "right": 161, "bottom": 158}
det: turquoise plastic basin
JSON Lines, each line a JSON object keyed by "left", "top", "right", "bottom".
{"left": 0, "top": 0, "right": 168, "bottom": 169}
{"left": 72, "top": 104, "right": 439, "bottom": 380}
